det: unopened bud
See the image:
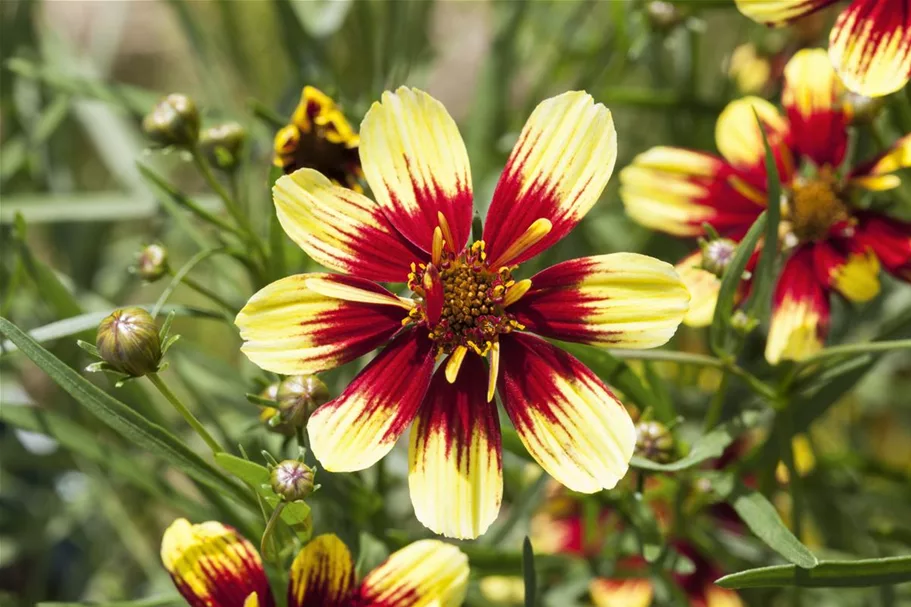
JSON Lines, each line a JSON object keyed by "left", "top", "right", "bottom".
{"left": 646, "top": 1, "right": 683, "bottom": 32}
{"left": 96, "top": 307, "right": 162, "bottom": 377}
{"left": 844, "top": 92, "right": 884, "bottom": 125}
{"left": 270, "top": 460, "right": 315, "bottom": 501}
{"left": 143, "top": 93, "right": 200, "bottom": 148}
{"left": 199, "top": 122, "right": 247, "bottom": 173}
{"left": 258, "top": 382, "right": 295, "bottom": 436}
{"left": 635, "top": 421, "right": 675, "bottom": 463}
{"left": 731, "top": 310, "right": 759, "bottom": 334}
{"left": 277, "top": 375, "right": 330, "bottom": 429}
{"left": 700, "top": 238, "right": 737, "bottom": 277}
{"left": 135, "top": 244, "right": 169, "bottom": 282}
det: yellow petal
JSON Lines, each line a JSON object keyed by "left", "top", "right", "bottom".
{"left": 308, "top": 331, "right": 435, "bottom": 472}
{"left": 235, "top": 273, "right": 406, "bottom": 375}
{"left": 511, "top": 253, "right": 690, "bottom": 349}
{"left": 715, "top": 97, "right": 789, "bottom": 170}
{"left": 288, "top": 534, "right": 355, "bottom": 607}
{"left": 830, "top": 250, "right": 880, "bottom": 302}
{"left": 409, "top": 359, "right": 503, "bottom": 539}
{"left": 676, "top": 252, "right": 720, "bottom": 328}
{"left": 483, "top": 91, "right": 617, "bottom": 265}
{"left": 706, "top": 586, "right": 746, "bottom": 607}
{"left": 734, "top": 0, "right": 836, "bottom": 25}
{"left": 160, "top": 519, "right": 272, "bottom": 607}
{"left": 357, "top": 540, "right": 469, "bottom": 607}
{"left": 765, "top": 251, "right": 829, "bottom": 364}
{"left": 273, "top": 169, "right": 421, "bottom": 282}
{"left": 499, "top": 334, "right": 637, "bottom": 493}
{"left": 360, "top": 87, "right": 473, "bottom": 252}
{"left": 590, "top": 578, "right": 654, "bottom": 607}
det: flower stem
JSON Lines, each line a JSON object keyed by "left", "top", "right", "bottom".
{"left": 260, "top": 502, "right": 285, "bottom": 561}
{"left": 175, "top": 273, "right": 235, "bottom": 316}
{"left": 799, "top": 339, "right": 911, "bottom": 365}
{"left": 147, "top": 372, "right": 223, "bottom": 454}
{"left": 703, "top": 372, "right": 730, "bottom": 431}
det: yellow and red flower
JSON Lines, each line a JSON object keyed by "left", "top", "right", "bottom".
{"left": 273, "top": 86, "right": 362, "bottom": 191}
{"left": 161, "top": 518, "right": 468, "bottom": 607}
{"left": 237, "top": 87, "right": 690, "bottom": 539}
{"left": 621, "top": 48, "right": 911, "bottom": 364}
{"left": 735, "top": 0, "right": 911, "bottom": 97}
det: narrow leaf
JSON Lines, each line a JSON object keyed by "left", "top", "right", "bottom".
{"left": 215, "top": 452, "right": 270, "bottom": 487}
{"left": 523, "top": 536, "right": 537, "bottom": 607}
{"left": 717, "top": 555, "right": 911, "bottom": 589}
{"left": 747, "top": 109, "right": 782, "bottom": 323}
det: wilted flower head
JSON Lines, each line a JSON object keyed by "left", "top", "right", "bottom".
{"left": 96, "top": 307, "right": 162, "bottom": 377}
{"left": 134, "top": 244, "right": 169, "bottom": 282}
{"left": 273, "top": 86, "right": 362, "bottom": 191}
{"left": 161, "top": 519, "right": 469, "bottom": 607}
{"left": 200, "top": 122, "right": 247, "bottom": 173}
{"left": 142, "top": 93, "right": 200, "bottom": 148}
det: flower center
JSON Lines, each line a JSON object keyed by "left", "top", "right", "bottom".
{"left": 788, "top": 168, "right": 848, "bottom": 242}
{"left": 408, "top": 241, "right": 524, "bottom": 356}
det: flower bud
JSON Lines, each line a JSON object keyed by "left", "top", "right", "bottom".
{"left": 635, "top": 421, "right": 675, "bottom": 463}
{"left": 96, "top": 307, "right": 162, "bottom": 377}
{"left": 646, "top": 1, "right": 683, "bottom": 32}
{"left": 142, "top": 93, "right": 200, "bottom": 148}
{"left": 135, "top": 244, "right": 169, "bottom": 282}
{"left": 700, "top": 238, "right": 737, "bottom": 277}
{"left": 199, "top": 122, "right": 247, "bottom": 173}
{"left": 270, "top": 460, "right": 315, "bottom": 502}
{"left": 277, "top": 375, "right": 330, "bottom": 429}
{"left": 257, "top": 382, "right": 294, "bottom": 436}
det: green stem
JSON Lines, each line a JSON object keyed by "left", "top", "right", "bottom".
{"left": 147, "top": 373, "right": 223, "bottom": 454}
{"left": 703, "top": 372, "right": 730, "bottom": 431}
{"left": 260, "top": 501, "right": 286, "bottom": 563}
{"left": 178, "top": 273, "right": 235, "bottom": 316}
{"left": 152, "top": 248, "right": 225, "bottom": 319}
{"left": 799, "top": 340, "right": 911, "bottom": 365}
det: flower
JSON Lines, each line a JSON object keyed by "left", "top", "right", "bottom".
{"left": 160, "top": 518, "right": 468, "bottom": 607}
{"left": 621, "top": 49, "right": 911, "bottom": 364}
{"left": 735, "top": 0, "right": 911, "bottom": 97}
{"left": 273, "top": 86, "right": 362, "bottom": 191}
{"left": 236, "top": 87, "right": 690, "bottom": 539}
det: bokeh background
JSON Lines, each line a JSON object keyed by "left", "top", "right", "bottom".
{"left": 2, "top": 1, "right": 910, "bottom": 606}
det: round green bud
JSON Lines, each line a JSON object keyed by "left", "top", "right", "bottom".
{"left": 270, "top": 460, "right": 315, "bottom": 502}
{"left": 96, "top": 307, "right": 162, "bottom": 377}
{"left": 142, "top": 93, "right": 200, "bottom": 148}
{"left": 258, "top": 382, "right": 295, "bottom": 436}
{"left": 635, "top": 420, "right": 675, "bottom": 463}
{"left": 199, "top": 122, "right": 247, "bottom": 173}
{"left": 135, "top": 244, "right": 169, "bottom": 282}
{"left": 277, "top": 375, "right": 330, "bottom": 429}
{"left": 700, "top": 238, "right": 737, "bottom": 277}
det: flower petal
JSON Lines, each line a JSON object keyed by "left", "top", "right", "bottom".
{"left": 483, "top": 91, "right": 617, "bottom": 265}
{"left": 765, "top": 248, "right": 830, "bottom": 364}
{"left": 854, "top": 212, "right": 911, "bottom": 281}
{"left": 359, "top": 87, "right": 473, "bottom": 253}
{"left": 409, "top": 356, "right": 503, "bottom": 539}
{"left": 734, "top": 0, "right": 836, "bottom": 25}
{"left": 161, "top": 519, "right": 274, "bottom": 607}
{"left": 829, "top": 0, "right": 911, "bottom": 97}
{"left": 850, "top": 133, "right": 911, "bottom": 192}
{"left": 676, "top": 252, "right": 721, "bottom": 328}
{"left": 715, "top": 97, "right": 792, "bottom": 179}
{"left": 589, "top": 578, "right": 654, "bottom": 607}
{"left": 812, "top": 240, "right": 880, "bottom": 302}
{"left": 782, "top": 49, "right": 849, "bottom": 167}
{"left": 511, "top": 253, "right": 689, "bottom": 349}
{"left": 706, "top": 586, "right": 746, "bottom": 607}
{"left": 236, "top": 273, "right": 407, "bottom": 375}
{"left": 308, "top": 330, "right": 435, "bottom": 472}
{"left": 356, "top": 540, "right": 469, "bottom": 607}
{"left": 620, "top": 147, "right": 765, "bottom": 237}
{"left": 497, "top": 333, "right": 636, "bottom": 493}
{"left": 287, "top": 534, "right": 355, "bottom": 607}
{"left": 273, "top": 169, "right": 423, "bottom": 282}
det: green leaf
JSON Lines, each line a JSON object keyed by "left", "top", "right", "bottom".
{"left": 746, "top": 109, "right": 782, "bottom": 324}
{"left": 727, "top": 483, "right": 818, "bottom": 569}
{"left": 523, "top": 536, "right": 537, "bottom": 607}
{"left": 0, "top": 316, "right": 255, "bottom": 509}
{"left": 215, "top": 452, "right": 270, "bottom": 486}
{"left": 558, "top": 341, "right": 656, "bottom": 410}
{"left": 263, "top": 496, "right": 313, "bottom": 541}
{"left": 631, "top": 410, "right": 766, "bottom": 472}
{"left": 355, "top": 532, "right": 390, "bottom": 579}
{"left": 716, "top": 555, "right": 911, "bottom": 589}
{"left": 12, "top": 214, "right": 82, "bottom": 319}
{"left": 710, "top": 210, "right": 767, "bottom": 354}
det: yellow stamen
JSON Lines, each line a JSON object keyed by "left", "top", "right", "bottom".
{"left": 488, "top": 218, "right": 552, "bottom": 268}
{"left": 305, "top": 277, "right": 414, "bottom": 309}
{"left": 487, "top": 341, "right": 500, "bottom": 402}
{"left": 445, "top": 346, "right": 468, "bottom": 383}
{"left": 432, "top": 226, "right": 444, "bottom": 266}
{"left": 437, "top": 211, "right": 456, "bottom": 253}
{"left": 503, "top": 279, "right": 533, "bottom": 307}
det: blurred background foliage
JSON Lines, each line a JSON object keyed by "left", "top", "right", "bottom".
{"left": 1, "top": 1, "right": 910, "bottom": 606}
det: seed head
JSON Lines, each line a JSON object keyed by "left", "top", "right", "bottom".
{"left": 96, "top": 307, "right": 162, "bottom": 377}
{"left": 270, "top": 460, "right": 315, "bottom": 502}
{"left": 142, "top": 93, "right": 200, "bottom": 148}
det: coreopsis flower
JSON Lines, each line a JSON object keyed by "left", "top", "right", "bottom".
{"left": 621, "top": 48, "right": 911, "bottom": 364}
{"left": 273, "top": 86, "right": 362, "bottom": 191}
{"left": 160, "top": 518, "right": 468, "bottom": 607}
{"left": 237, "top": 87, "right": 690, "bottom": 539}
{"left": 735, "top": 0, "right": 911, "bottom": 97}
